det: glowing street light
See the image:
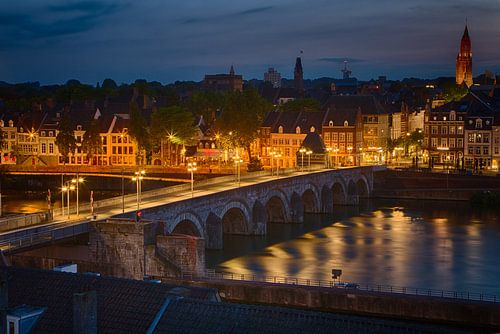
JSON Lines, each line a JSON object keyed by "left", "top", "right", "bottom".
{"left": 274, "top": 153, "right": 282, "bottom": 178}
{"left": 62, "top": 182, "right": 75, "bottom": 219}
{"left": 325, "top": 147, "right": 332, "bottom": 168}
{"left": 132, "top": 170, "right": 146, "bottom": 211}
{"left": 71, "top": 175, "right": 84, "bottom": 217}
{"left": 299, "top": 147, "right": 306, "bottom": 172}
{"left": 187, "top": 162, "right": 197, "bottom": 196}
{"left": 233, "top": 157, "right": 243, "bottom": 186}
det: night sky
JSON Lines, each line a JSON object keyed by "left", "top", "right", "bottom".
{"left": 1, "top": 0, "right": 499, "bottom": 85}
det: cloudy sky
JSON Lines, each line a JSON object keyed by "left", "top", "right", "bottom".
{"left": 0, "top": 0, "right": 499, "bottom": 84}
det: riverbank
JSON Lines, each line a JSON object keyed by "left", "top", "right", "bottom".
{"left": 372, "top": 170, "right": 500, "bottom": 201}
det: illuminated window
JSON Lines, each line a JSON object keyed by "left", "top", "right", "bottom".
{"left": 278, "top": 126, "right": 283, "bottom": 134}
{"left": 295, "top": 126, "right": 301, "bottom": 134}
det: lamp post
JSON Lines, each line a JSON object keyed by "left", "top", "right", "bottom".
{"left": 270, "top": 151, "right": 275, "bottom": 176}
{"left": 71, "top": 175, "right": 84, "bottom": 217}
{"left": 132, "top": 170, "right": 145, "bottom": 211}
{"left": 274, "top": 153, "right": 282, "bottom": 178}
{"left": 306, "top": 150, "right": 312, "bottom": 172}
{"left": 187, "top": 162, "right": 197, "bottom": 196}
{"left": 62, "top": 182, "right": 75, "bottom": 219}
{"left": 61, "top": 175, "right": 65, "bottom": 217}
{"left": 299, "top": 147, "right": 306, "bottom": 172}
{"left": 325, "top": 147, "right": 332, "bottom": 168}
{"left": 233, "top": 157, "right": 243, "bottom": 186}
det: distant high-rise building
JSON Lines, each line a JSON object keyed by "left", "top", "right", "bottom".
{"left": 264, "top": 68, "right": 282, "bottom": 88}
{"left": 456, "top": 24, "right": 473, "bottom": 87}
{"left": 294, "top": 57, "right": 304, "bottom": 94}
{"left": 203, "top": 65, "right": 243, "bottom": 92}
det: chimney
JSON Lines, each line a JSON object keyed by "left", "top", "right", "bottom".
{"left": 73, "top": 291, "right": 97, "bottom": 334}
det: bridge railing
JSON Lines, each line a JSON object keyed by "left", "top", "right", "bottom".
{"left": 0, "top": 222, "right": 89, "bottom": 253}
{"left": 173, "top": 270, "right": 498, "bottom": 304}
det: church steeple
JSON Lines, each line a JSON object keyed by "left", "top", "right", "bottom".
{"left": 294, "top": 56, "right": 304, "bottom": 94}
{"left": 456, "top": 24, "right": 473, "bottom": 87}
{"left": 229, "top": 65, "right": 235, "bottom": 76}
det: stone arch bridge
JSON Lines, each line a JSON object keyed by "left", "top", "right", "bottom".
{"left": 140, "top": 167, "right": 375, "bottom": 250}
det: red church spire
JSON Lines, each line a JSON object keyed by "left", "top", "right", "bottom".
{"left": 456, "top": 24, "right": 473, "bottom": 87}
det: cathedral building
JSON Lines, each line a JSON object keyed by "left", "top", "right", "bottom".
{"left": 456, "top": 25, "right": 473, "bottom": 87}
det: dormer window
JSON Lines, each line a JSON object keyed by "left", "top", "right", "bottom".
{"left": 123, "top": 128, "right": 128, "bottom": 133}
{"left": 8, "top": 120, "right": 13, "bottom": 127}
{"left": 344, "top": 120, "right": 349, "bottom": 127}
{"left": 0, "top": 120, "right": 3, "bottom": 127}
{"left": 278, "top": 126, "right": 283, "bottom": 134}
{"left": 76, "top": 125, "right": 82, "bottom": 131}
{"left": 295, "top": 126, "right": 301, "bottom": 134}
{"left": 329, "top": 120, "right": 333, "bottom": 127}
{"left": 450, "top": 111, "right": 456, "bottom": 121}
{"left": 310, "top": 126, "right": 315, "bottom": 133}
{"left": 475, "top": 119, "right": 482, "bottom": 129}
{"left": 41, "top": 131, "right": 46, "bottom": 137}
{"left": 49, "top": 131, "right": 53, "bottom": 137}
{"left": 443, "top": 116, "right": 447, "bottom": 121}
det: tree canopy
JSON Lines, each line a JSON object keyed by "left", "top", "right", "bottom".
{"left": 81, "top": 119, "right": 102, "bottom": 162}
{"left": 215, "top": 89, "right": 271, "bottom": 158}
{"left": 150, "top": 105, "right": 196, "bottom": 147}
{"left": 280, "top": 98, "right": 321, "bottom": 112}
{"left": 55, "top": 114, "right": 76, "bottom": 163}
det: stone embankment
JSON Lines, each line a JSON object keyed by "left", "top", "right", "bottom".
{"left": 373, "top": 170, "right": 500, "bottom": 201}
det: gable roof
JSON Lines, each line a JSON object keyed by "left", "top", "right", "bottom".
{"left": 5, "top": 266, "right": 218, "bottom": 334}
{"left": 323, "top": 95, "right": 386, "bottom": 115}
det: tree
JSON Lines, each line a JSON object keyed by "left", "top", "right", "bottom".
{"left": 128, "top": 102, "right": 150, "bottom": 165}
{"left": 81, "top": 119, "right": 102, "bottom": 164}
{"left": 150, "top": 106, "right": 195, "bottom": 146}
{"left": 55, "top": 114, "right": 76, "bottom": 164}
{"left": 280, "top": 98, "right": 321, "bottom": 112}
{"left": 216, "top": 89, "right": 271, "bottom": 159}
{"left": 186, "top": 91, "right": 225, "bottom": 127}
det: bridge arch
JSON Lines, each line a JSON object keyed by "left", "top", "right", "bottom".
{"left": 220, "top": 200, "right": 252, "bottom": 235}
{"left": 332, "top": 182, "right": 347, "bottom": 205}
{"left": 321, "top": 185, "right": 333, "bottom": 213}
{"left": 169, "top": 212, "right": 204, "bottom": 237}
{"left": 347, "top": 179, "right": 357, "bottom": 196}
{"left": 205, "top": 212, "right": 222, "bottom": 250}
{"left": 290, "top": 192, "right": 304, "bottom": 222}
{"left": 302, "top": 188, "right": 319, "bottom": 213}
{"left": 252, "top": 200, "right": 267, "bottom": 235}
{"left": 265, "top": 189, "right": 290, "bottom": 223}
{"left": 356, "top": 175, "right": 370, "bottom": 198}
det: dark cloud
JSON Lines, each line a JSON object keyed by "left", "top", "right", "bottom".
{"left": 181, "top": 5, "right": 274, "bottom": 25}
{"left": 318, "top": 58, "right": 364, "bottom": 64}
{"left": 0, "top": 1, "right": 125, "bottom": 42}
{"left": 48, "top": 1, "right": 120, "bottom": 13}
{"left": 238, "top": 6, "right": 273, "bottom": 15}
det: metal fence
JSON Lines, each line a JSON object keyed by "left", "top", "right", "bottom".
{"left": 174, "top": 270, "right": 498, "bottom": 303}
{"left": 0, "top": 222, "right": 88, "bottom": 253}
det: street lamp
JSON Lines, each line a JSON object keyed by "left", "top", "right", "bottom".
{"left": 325, "top": 147, "right": 332, "bottom": 168}
{"left": 71, "top": 175, "right": 84, "bottom": 217}
{"left": 299, "top": 147, "right": 306, "bottom": 172}
{"left": 274, "top": 153, "right": 282, "bottom": 178}
{"left": 306, "top": 150, "right": 312, "bottom": 172}
{"left": 62, "top": 182, "right": 75, "bottom": 219}
{"left": 132, "top": 170, "right": 145, "bottom": 210}
{"left": 270, "top": 151, "right": 276, "bottom": 176}
{"left": 187, "top": 162, "right": 197, "bottom": 196}
{"left": 233, "top": 157, "right": 243, "bottom": 186}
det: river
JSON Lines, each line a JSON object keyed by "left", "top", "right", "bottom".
{"left": 206, "top": 199, "right": 500, "bottom": 296}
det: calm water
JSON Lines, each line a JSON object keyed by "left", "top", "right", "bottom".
{"left": 207, "top": 199, "right": 500, "bottom": 296}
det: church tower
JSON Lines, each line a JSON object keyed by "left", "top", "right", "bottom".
{"left": 294, "top": 57, "right": 304, "bottom": 94}
{"left": 456, "top": 24, "right": 473, "bottom": 87}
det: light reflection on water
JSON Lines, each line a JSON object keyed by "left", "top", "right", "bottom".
{"left": 207, "top": 200, "right": 500, "bottom": 295}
